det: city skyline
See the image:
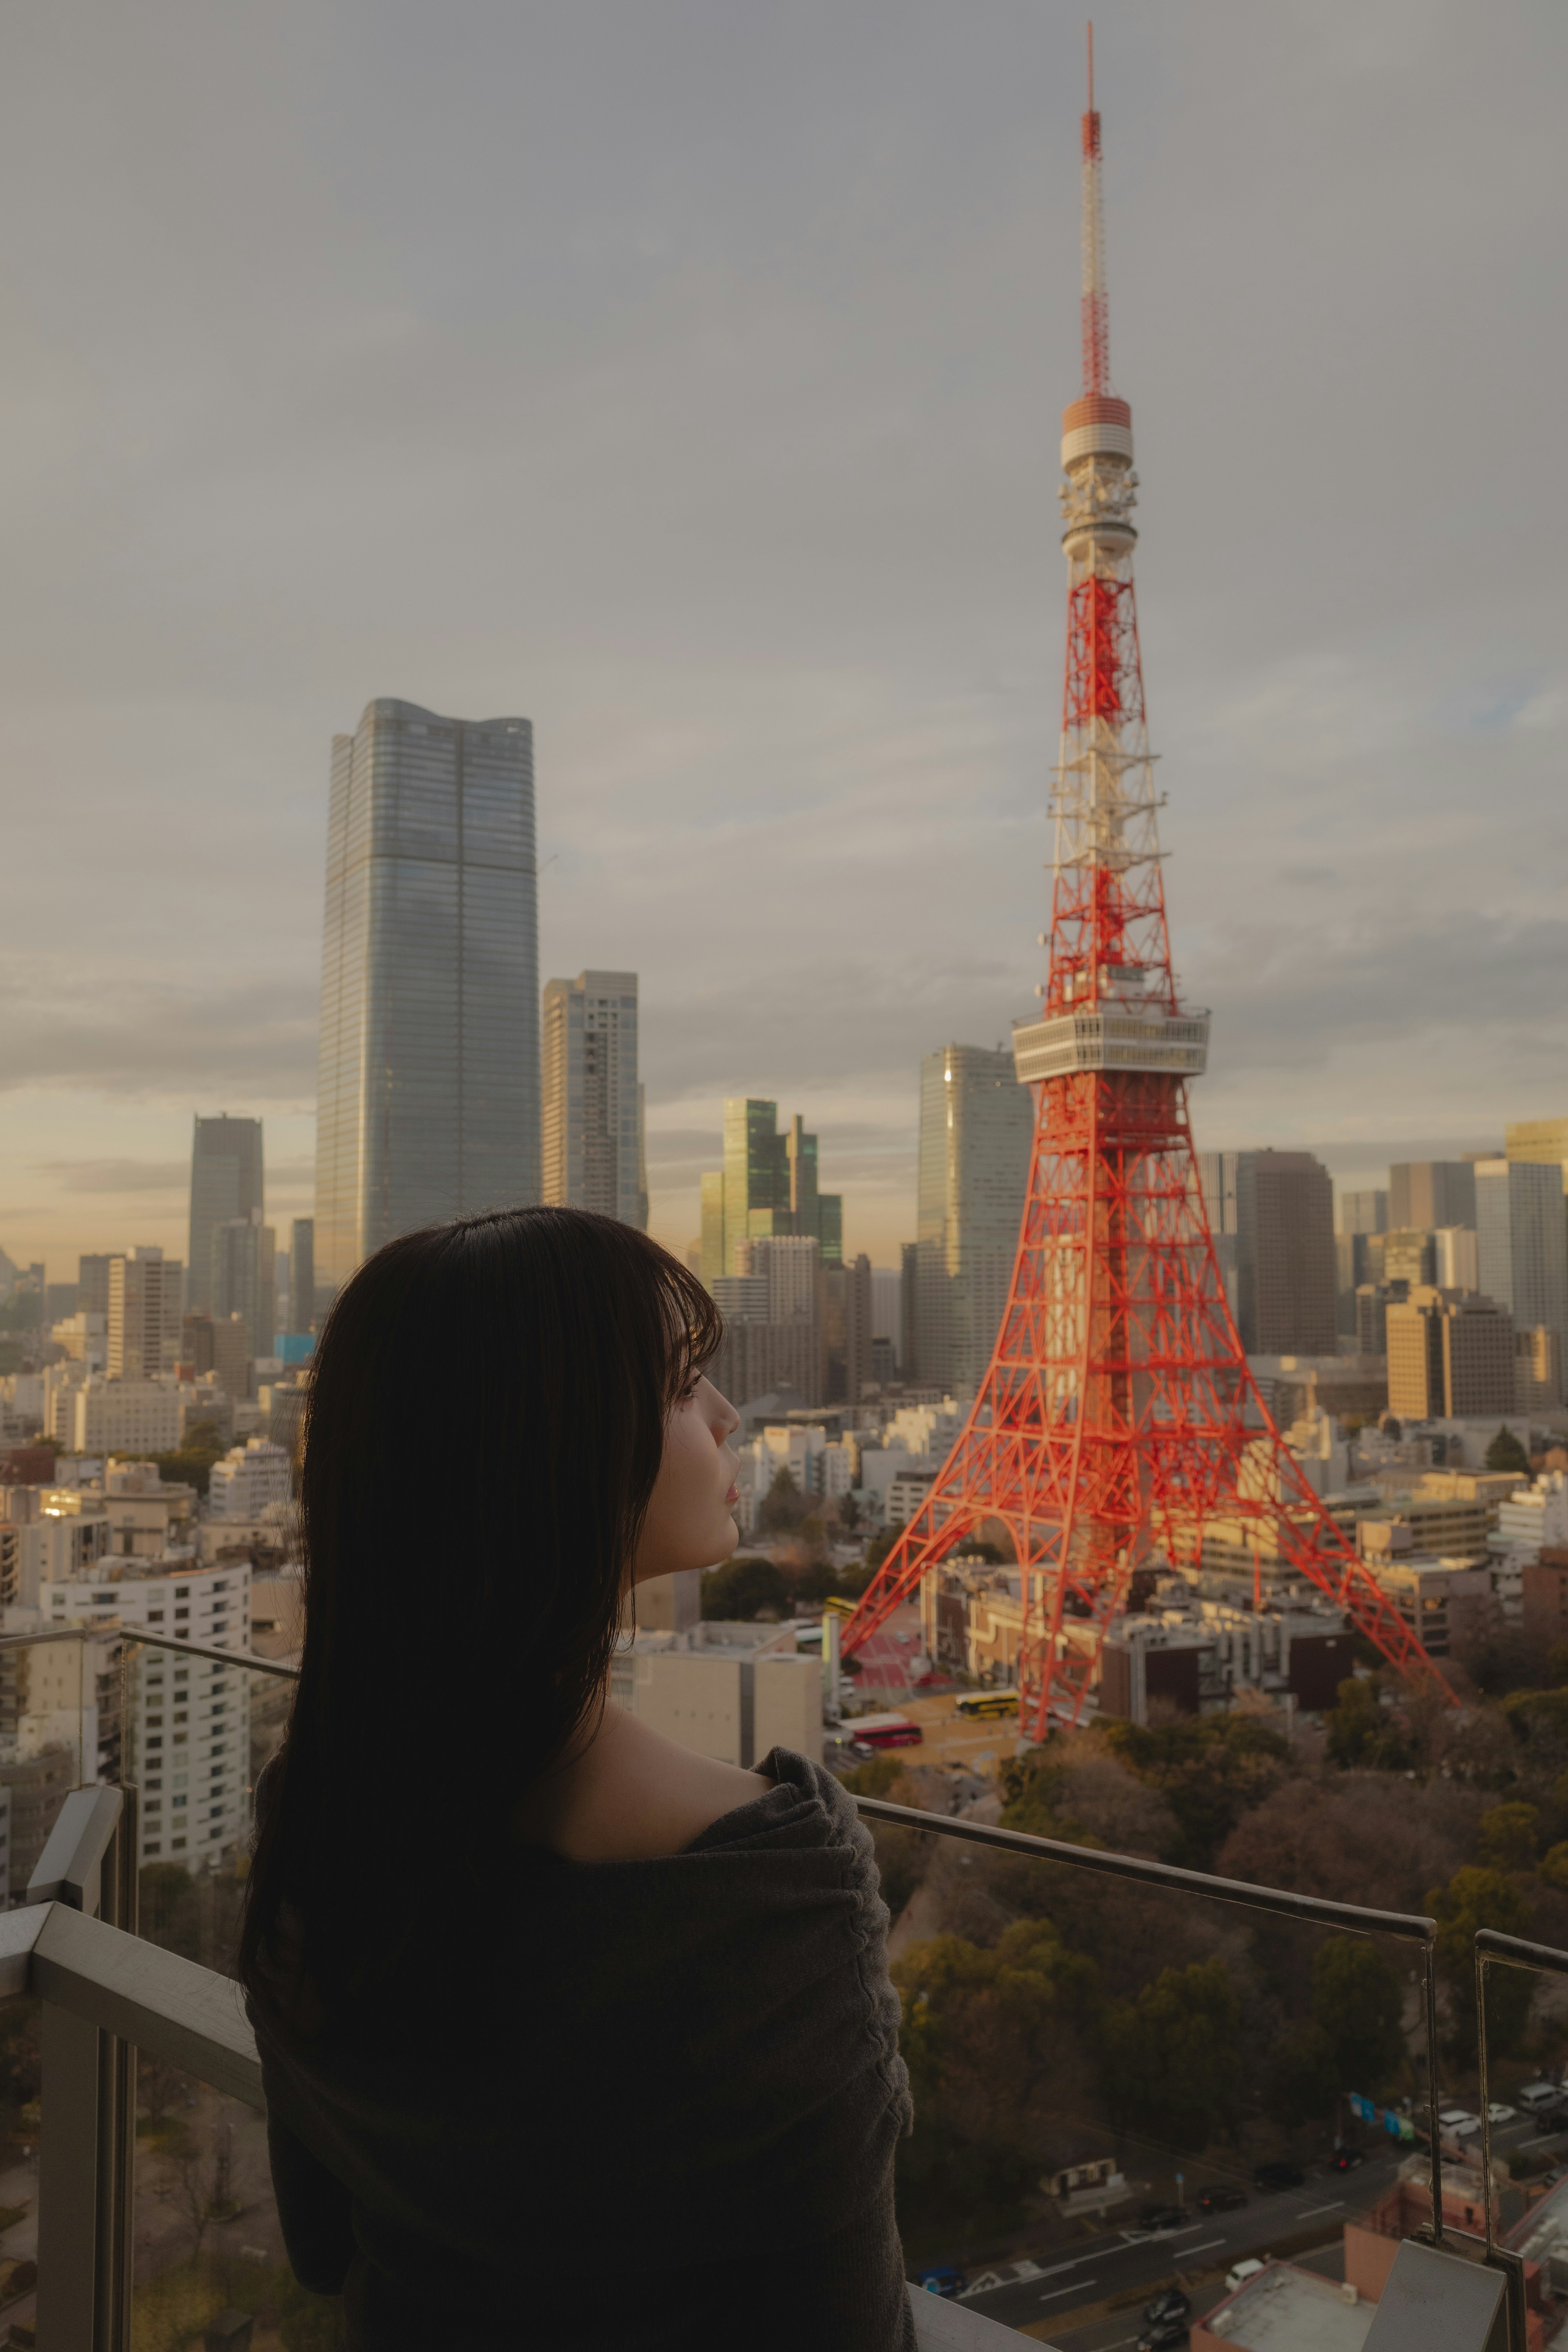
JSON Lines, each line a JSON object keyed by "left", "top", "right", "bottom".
{"left": 0, "top": 6, "right": 1563, "bottom": 1272}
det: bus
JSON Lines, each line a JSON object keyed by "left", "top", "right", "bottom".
{"left": 847, "top": 1713, "right": 924, "bottom": 1751}
{"left": 955, "top": 1690, "right": 1019, "bottom": 1720}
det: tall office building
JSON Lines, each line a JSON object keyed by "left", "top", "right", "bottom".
{"left": 188, "top": 1117, "right": 264, "bottom": 1315}
{"left": 211, "top": 1217, "right": 276, "bottom": 1360}
{"left": 698, "top": 1102, "right": 842, "bottom": 1283}
{"left": 315, "top": 699, "right": 541, "bottom": 1298}
{"left": 1197, "top": 1152, "right": 1241, "bottom": 1317}
{"left": 708, "top": 1235, "right": 823, "bottom": 1407}
{"left": 823, "top": 1253, "right": 873, "bottom": 1407}
{"left": 913, "top": 1045, "right": 1032, "bottom": 1394}
{"left": 1434, "top": 1227, "right": 1479, "bottom": 1292}
{"left": 1236, "top": 1151, "right": 1338, "bottom": 1357}
{"left": 540, "top": 972, "right": 644, "bottom": 1227}
{"left": 287, "top": 1219, "right": 315, "bottom": 1336}
{"left": 107, "top": 1249, "right": 183, "bottom": 1380}
{"left": 1338, "top": 1190, "right": 1388, "bottom": 1236}
{"left": 1476, "top": 1158, "right": 1568, "bottom": 1396}
{"left": 78, "top": 1256, "right": 112, "bottom": 1322}
{"left": 1389, "top": 1162, "right": 1477, "bottom": 1233}
{"left": 1387, "top": 1288, "right": 1516, "bottom": 1421}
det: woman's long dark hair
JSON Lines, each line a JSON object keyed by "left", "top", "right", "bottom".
{"left": 238, "top": 1205, "right": 720, "bottom": 2014}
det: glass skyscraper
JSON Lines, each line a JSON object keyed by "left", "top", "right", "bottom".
{"left": 188, "top": 1116, "right": 264, "bottom": 1316}
{"left": 315, "top": 699, "right": 541, "bottom": 1297}
{"left": 913, "top": 1045, "right": 1033, "bottom": 1394}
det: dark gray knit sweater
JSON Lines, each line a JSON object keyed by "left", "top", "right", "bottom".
{"left": 247, "top": 1748, "right": 917, "bottom": 2350}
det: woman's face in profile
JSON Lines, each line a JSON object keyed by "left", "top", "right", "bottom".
{"left": 632, "top": 1373, "right": 742, "bottom": 1585}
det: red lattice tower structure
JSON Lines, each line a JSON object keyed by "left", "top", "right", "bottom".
{"left": 841, "top": 38, "right": 1448, "bottom": 1737}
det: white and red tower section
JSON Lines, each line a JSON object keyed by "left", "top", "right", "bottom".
{"left": 842, "top": 47, "right": 1447, "bottom": 1736}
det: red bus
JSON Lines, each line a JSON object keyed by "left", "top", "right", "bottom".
{"left": 849, "top": 1713, "right": 924, "bottom": 1751}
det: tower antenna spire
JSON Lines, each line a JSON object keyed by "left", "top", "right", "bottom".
{"left": 1080, "top": 21, "right": 1109, "bottom": 394}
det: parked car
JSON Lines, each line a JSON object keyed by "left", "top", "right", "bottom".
{"left": 1195, "top": 2183, "right": 1248, "bottom": 2215}
{"left": 1439, "top": 2107, "right": 1482, "bottom": 2140}
{"left": 1487, "top": 2103, "right": 1518, "bottom": 2124}
{"left": 1518, "top": 2082, "right": 1561, "bottom": 2114}
{"left": 1253, "top": 2161, "right": 1304, "bottom": 2192}
{"left": 912, "top": 2266, "right": 966, "bottom": 2300}
{"left": 1137, "top": 2321, "right": 1189, "bottom": 2352}
{"left": 1144, "top": 2288, "right": 1192, "bottom": 2324}
{"left": 1139, "top": 2205, "right": 1187, "bottom": 2233}
{"left": 1225, "top": 2257, "right": 1266, "bottom": 2294}
{"left": 1329, "top": 2148, "right": 1365, "bottom": 2173}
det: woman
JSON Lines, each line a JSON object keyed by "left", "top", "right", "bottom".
{"left": 241, "top": 1206, "right": 916, "bottom": 2350}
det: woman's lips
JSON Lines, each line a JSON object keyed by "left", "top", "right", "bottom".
{"left": 725, "top": 1483, "right": 739, "bottom": 1504}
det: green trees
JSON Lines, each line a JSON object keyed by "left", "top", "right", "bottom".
{"left": 1427, "top": 1867, "right": 1533, "bottom": 2058}
{"left": 699, "top": 1555, "right": 788, "bottom": 1620}
{"left": 1326, "top": 1677, "right": 1412, "bottom": 1771}
{"left": 1486, "top": 1425, "right": 1530, "bottom": 1476}
{"left": 1478, "top": 1802, "right": 1541, "bottom": 1873}
{"left": 1096, "top": 1714, "right": 1289, "bottom": 1869}
{"left": 1102, "top": 1957, "right": 1245, "bottom": 2152}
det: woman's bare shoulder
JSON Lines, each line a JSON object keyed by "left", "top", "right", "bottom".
{"left": 515, "top": 1703, "right": 774, "bottom": 1866}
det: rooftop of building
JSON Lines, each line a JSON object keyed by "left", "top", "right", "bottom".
{"left": 1199, "top": 2259, "right": 1374, "bottom": 2350}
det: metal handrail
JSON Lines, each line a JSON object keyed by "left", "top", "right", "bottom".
{"left": 0, "top": 1624, "right": 300, "bottom": 1678}
{"left": 1474, "top": 1928, "right": 1568, "bottom": 2261}
{"left": 856, "top": 1791, "right": 1446, "bottom": 2244}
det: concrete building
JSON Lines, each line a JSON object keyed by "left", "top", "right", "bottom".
{"left": 707, "top": 1235, "right": 825, "bottom": 1409}
{"left": 1434, "top": 1226, "right": 1479, "bottom": 1291}
{"left": 211, "top": 1214, "right": 276, "bottom": 1360}
{"left": 45, "top": 1557, "right": 252, "bottom": 1864}
{"left": 1237, "top": 1151, "right": 1338, "bottom": 1357}
{"left": 67, "top": 1377, "right": 183, "bottom": 1458}
{"left": 0, "top": 1630, "right": 123, "bottom": 1790}
{"left": 822, "top": 1253, "right": 872, "bottom": 1406}
{"left": 107, "top": 1247, "right": 184, "bottom": 1380}
{"left": 541, "top": 971, "right": 644, "bottom": 1227}
{"left": 1518, "top": 1325, "right": 1564, "bottom": 1414}
{"left": 1476, "top": 1157, "right": 1568, "bottom": 1385}
{"left": 78, "top": 1255, "right": 112, "bottom": 1320}
{"left": 287, "top": 1218, "right": 316, "bottom": 1336}
{"left": 913, "top": 1045, "right": 1032, "bottom": 1392}
{"left": 699, "top": 1100, "right": 843, "bottom": 1283}
{"left": 1383, "top": 1228, "right": 1436, "bottom": 1289}
{"left": 1363, "top": 1550, "right": 1492, "bottom": 1657}
{"left": 1386, "top": 1287, "right": 1516, "bottom": 1421}
{"left": 1338, "top": 1189, "right": 1388, "bottom": 1236}
{"left": 209, "top": 1438, "right": 293, "bottom": 1520}
{"left": 187, "top": 1117, "right": 264, "bottom": 1317}
{"left": 315, "top": 699, "right": 541, "bottom": 1300}
{"left": 51, "top": 1312, "right": 106, "bottom": 1370}
{"left": 1390, "top": 1161, "right": 1478, "bottom": 1234}
{"left": 611, "top": 1624, "right": 821, "bottom": 1768}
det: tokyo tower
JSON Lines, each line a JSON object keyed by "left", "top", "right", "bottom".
{"left": 842, "top": 37, "right": 1446, "bottom": 1739}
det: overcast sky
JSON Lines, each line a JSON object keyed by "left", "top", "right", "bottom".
{"left": 0, "top": 0, "right": 1563, "bottom": 1278}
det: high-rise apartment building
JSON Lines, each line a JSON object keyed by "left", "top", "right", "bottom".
{"left": 315, "top": 699, "right": 541, "bottom": 1299}
{"left": 188, "top": 1117, "right": 264, "bottom": 1316}
{"left": 1387, "top": 1287, "right": 1516, "bottom": 1421}
{"left": 1338, "top": 1190, "right": 1388, "bottom": 1236}
{"left": 1476, "top": 1158, "right": 1568, "bottom": 1387}
{"left": 107, "top": 1248, "right": 183, "bottom": 1379}
{"left": 541, "top": 971, "right": 644, "bottom": 1227}
{"left": 698, "top": 1102, "right": 842, "bottom": 1283}
{"left": 1236, "top": 1151, "right": 1338, "bottom": 1357}
{"left": 287, "top": 1218, "right": 315, "bottom": 1335}
{"left": 211, "top": 1216, "right": 276, "bottom": 1359}
{"left": 913, "top": 1045, "right": 1032, "bottom": 1394}
{"left": 1389, "top": 1162, "right": 1477, "bottom": 1234}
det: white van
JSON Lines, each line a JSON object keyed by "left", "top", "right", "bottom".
{"left": 1225, "top": 2259, "right": 1266, "bottom": 2295}
{"left": 1519, "top": 2082, "right": 1561, "bottom": 2113}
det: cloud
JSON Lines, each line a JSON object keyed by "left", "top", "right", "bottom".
{"left": 35, "top": 1158, "right": 187, "bottom": 1193}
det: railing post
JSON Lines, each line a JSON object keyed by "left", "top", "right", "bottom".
{"left": 31, "top": 1785, "right": 137, "bottom": 2352}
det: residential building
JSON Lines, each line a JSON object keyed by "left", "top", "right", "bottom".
{"left": 187, "top": 1117, "right": 264, "bottom": 1316}
{"left": 1386, "top": 1288, "right": 1516, "bottom": 1421}
{"left": 1389, "top": 1161, "right": 1478, "bottom": 1233}
{"left": 913, "top": 1045, "right": 1032, "bottom": 1392}
{"left": 288, "top": 1218, "right": 315, "bottom": 1335}
{"left": 1362, "top": 1553, "right": 1492, "bottom": 1657}
{"left": 68, "top": 1378, "right": 183, "bottom": 1458}
{"left": 698, "top": 1100, "right": 843, "bottom": 1283}
{"left": 211, "top": 1215, "right": 276, "bottom": 1359}
{"left": 1236, "top": 1151, "right": 1337, "bottom": 1356}
{"left": 209, "top": 1438, "right": 293, "bottom": 1520}
{"left": 1338, "top": 1189, "right": 1388, "bottom": 1236}
{"left": 45, "top": 1557, "right": 252, "bottom": 1864}
{"left": 1495, "top": 1473, "right": 1568, "bottom": 1561}
{"left": 612, "top": 1624, "right": 821, "bottom": 1769}
{"left": 1475, "top": 1158, "right": 1568, "bottom": 1374}
{"left": 1434, "top": 1227, "right": 1479, "bottom": 1291}
{"left": 541, "top": 971, "right": 644, "bottom": 1227}
{"left": 107, "top": 1247, "right": 184, "bottom": 1380}
{"left": 315, "top": 698, "right": 541, "bottom": 1300}
{"left": 210, "top": 1315, "right": 249, "bottom": 1401}
{"left": 1517, "top": 1325, "right": 1564, "bottom": 1414}
{"left": 0, "top": 1630, "right": 123, "bottom": 1786}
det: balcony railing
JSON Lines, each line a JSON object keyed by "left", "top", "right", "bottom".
{"left": 0, "top": 1627, "right": 1555, "bottom": 2349}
